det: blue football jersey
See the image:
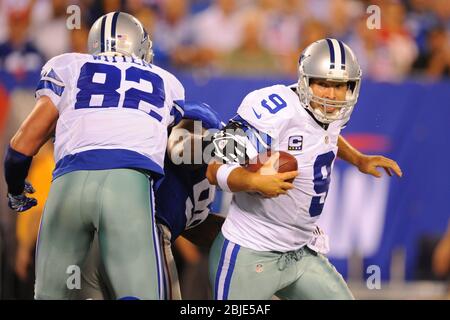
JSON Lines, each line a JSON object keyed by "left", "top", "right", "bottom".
{"left": 155, "top": 160, "right": 215, "bottom": 240}
{"left": 154, "top": 101, "right": 221, "bottom": 240}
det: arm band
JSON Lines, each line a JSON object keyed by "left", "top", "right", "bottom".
{"left": 216, "top": 163, "right": 240, "bottom": 192}
{"left": 4, "top": 145, "right": 32, "bottom": 196}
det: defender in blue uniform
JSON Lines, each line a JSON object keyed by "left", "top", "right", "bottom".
{"left": 76, "top": 102, "right": 224, "bottom": 299}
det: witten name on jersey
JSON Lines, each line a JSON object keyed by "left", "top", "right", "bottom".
{"left": 35, "top": 53, "right": 185, "bottom": 179}
{"left": 221, "top": 84, "right": 346, "bottom": 252}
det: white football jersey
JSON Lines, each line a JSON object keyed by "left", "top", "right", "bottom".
{"left": 221, "top": 84, "right": 346, "bottom": 252}
{"left": 35, "top": 53, "right": 185, "bottom": 179}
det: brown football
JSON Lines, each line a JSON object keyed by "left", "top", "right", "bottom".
{"left": 245, "top": 150, "right": 298, "bottom": 183}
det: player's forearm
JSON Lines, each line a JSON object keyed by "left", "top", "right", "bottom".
{"left": 206, "top": 163, "right": 257, "bottom": 192}
{"left": 10, "top": 96, "right": 58, "bottom": 156}
{"left": 337, "top": 135, "right": 364, "bottom": 167}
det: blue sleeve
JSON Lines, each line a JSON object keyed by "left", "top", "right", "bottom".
{"left": 170, "top": 100, "right": 185, "bottom": 125}
{"left": 183, "top": 102, "right": 222, "bottom": 130}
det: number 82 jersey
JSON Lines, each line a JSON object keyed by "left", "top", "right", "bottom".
{"left": 36, "top": 53, "right": 185, "bottom": 179}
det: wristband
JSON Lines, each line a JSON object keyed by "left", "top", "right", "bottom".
{"left": 4, "top": 145, "right": 32, "bottom": 196}
{"left": 216, "top": 164, "right": 240, "bottom": 192}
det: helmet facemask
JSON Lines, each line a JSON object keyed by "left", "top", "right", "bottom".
{"left": 140, "top": 30, "right": 154, "bottom": 64}
{"left": 297, "top": 74, "right": 361, "bottom": 124}
{"left": 296, "top": 38, "right": 362, "bottom": 124}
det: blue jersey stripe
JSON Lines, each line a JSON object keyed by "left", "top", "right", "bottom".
{"left": 36, "top": 79, "right": 64, "bottom": 96}
{"left": 53, "top": 149, "right": 164, "bottom": 181}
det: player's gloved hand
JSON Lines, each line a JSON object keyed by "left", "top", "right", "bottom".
{"left": 7, "top": 181, "right": 38, "bottom": 213}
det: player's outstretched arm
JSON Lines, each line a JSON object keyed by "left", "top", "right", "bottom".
{"left": 337, "top": 135, "right": 402, "bottom": 178}
{"left": 5, "top": 96, "right": 58, "bottom": 212}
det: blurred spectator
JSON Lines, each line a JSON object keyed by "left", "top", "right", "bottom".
{"left": 430, "top": 0, "right": 450, "bottom": 31}
{"left": 134, "top": 6, "right": 158, "bottom": 36}
{"left": 284, "top": 18, "right": 328, "bottom": 76}
{"left": 0, "top": 9, "right": 45, "bottom": 79}
{"left": 80, "top": 0, "right": 122, "bottom": 25}
{"left": 191, "top": 0, "right": 244, "bottom": 56}
{"left": 347, "top": 17, "right": 390, "bottom": 80}
{"left": 32, "top": 0, "right": 71, "bottom": 60}
{"left": 152, "top": 0, "right": 197, "bottom": 68}
{"left": 411, "top": 25, "right": 450, "bottom": 79}
{"left": 346, "top": 1, "right": 419, "bottom": 82}
{"left": 376, "top": 1, "right": 418, "bottom": 81}
{"left": 257, "top": 0, "right": 302, "bottom": 73}
{"left": 219, "top": 8, "right": 280, "bottom": 75}
{"left": 70, "top": 23, "right": 90, "bottom": 53}
{"left": 302, "top": 0, "right": 362, "bottom": 36}
{"left": 298, "top": 19, "right": 329, "bottom": 56}
{"left": 327, "top": 0, "right": 363, "bottom": 40}
{"left": 125, "top": 0, "right": 161, "bottom": 15}
{"left": 406, "top": 0, "right": 438, "bottom": 54}
{"left": 0, "top": 0, "right": 38, "bottom": 43}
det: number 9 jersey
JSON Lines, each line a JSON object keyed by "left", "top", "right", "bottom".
{"left": 221, "top": 84, "right": 347, "bottom": 253}
{"left": 35, "top": 53, "right": 185, "bottom": 179}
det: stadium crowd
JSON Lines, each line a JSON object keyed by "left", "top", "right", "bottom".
{"left": 0, "top": 0, "right": 449, "bottom": 82}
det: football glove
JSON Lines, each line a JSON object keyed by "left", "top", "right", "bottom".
{"left": 7, "top": 181, "right": 38, "bottom": 213}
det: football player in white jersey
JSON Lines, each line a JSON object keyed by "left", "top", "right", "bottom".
{"left": 3, "top": 12, "right": 185, "bottom": 299}
{"left": 206, "top": 38, "right": 402, "bottom": 299}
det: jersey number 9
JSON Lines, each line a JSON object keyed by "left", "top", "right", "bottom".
{"left": 309, "top": 151, "right": 335, "bottom": 217}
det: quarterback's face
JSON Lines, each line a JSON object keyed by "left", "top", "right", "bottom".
{"left": 309, "top": 79, "right": 348, "bottom": 115}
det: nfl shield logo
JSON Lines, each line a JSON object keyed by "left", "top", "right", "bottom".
{"left": 256, "top": 264, "right": 264, "bottom": 273}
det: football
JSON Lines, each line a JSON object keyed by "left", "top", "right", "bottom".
{"left": 245, "top": 150, "right": 298, "bottom": 182}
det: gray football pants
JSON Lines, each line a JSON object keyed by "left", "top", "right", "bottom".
{"left": 73, "top": 223, "right": 181, "bottom": 300}
{"left": 209, "top": 232, "right": 354, "bottom": 300}
{"left": 34, "top": 169, "right": 164, "bottom": 300}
